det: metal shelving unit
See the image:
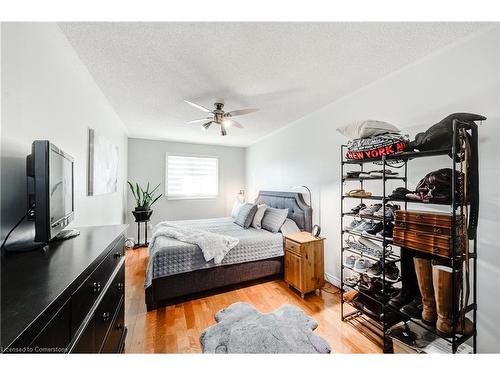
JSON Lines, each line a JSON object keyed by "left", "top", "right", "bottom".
{"left": 340, "top": 119, "right": 478, "bottom": 354}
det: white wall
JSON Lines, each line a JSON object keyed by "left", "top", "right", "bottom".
{"left": 127, "top": 138, "right": 245, "bottom": 237}
{"left": 1, "top": 23, "right": 128, "bottom": 242}
{"left": 246, "top": 27, "right": 500, "bottom": 352}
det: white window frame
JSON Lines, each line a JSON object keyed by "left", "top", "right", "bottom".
{"left": 165, "top": 153, "right": 219, "bottom": 200}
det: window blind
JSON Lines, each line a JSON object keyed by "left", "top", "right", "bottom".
{"left": 166, "top": 155, "right": 218, "bottom": 199}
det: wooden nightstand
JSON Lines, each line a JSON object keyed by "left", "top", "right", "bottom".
{"left": 283, "top": 231, "right": 325, "bottom": 298}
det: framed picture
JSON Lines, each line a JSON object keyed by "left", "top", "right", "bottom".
{"left": 87, "top": 128, "right": 119, "bottom": 196}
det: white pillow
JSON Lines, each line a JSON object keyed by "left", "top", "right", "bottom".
{"left": 280, "top": 218, "right": 300, "bottom": 235}
{"left": 336, "top": 120, "right": 400, "bottom": 140}
{"left": 251, "top": 204, "right": 268, "bottom": 229}
{"left": 231, "top": 201, "right": 245, "bottom": 219}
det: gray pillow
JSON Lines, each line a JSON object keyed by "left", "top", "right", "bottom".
{"left": 280, "top": 218, "right": 300, "bottom": 235}
{"left": 234, "top": 203, "right": 258, "bottom": 228}
{"left": 261, "top": 207, "right": 289, "bottom": 233}
{"left": 251, "top": 204, "right": 268, "bottom": 229}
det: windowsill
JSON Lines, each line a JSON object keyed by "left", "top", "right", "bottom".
{"left": 166, "top": 196, "right": 219, "bottom": 201}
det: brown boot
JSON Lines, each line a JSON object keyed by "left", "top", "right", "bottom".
{"left": 414, "top": 258, "right": 437, "bottom": 324}
{"left": 432, "top": 264, "right": 474, "bottom": 337}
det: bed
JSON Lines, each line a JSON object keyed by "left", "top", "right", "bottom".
{"left": 144, "top": 191, "right": 312, "bottom": 311}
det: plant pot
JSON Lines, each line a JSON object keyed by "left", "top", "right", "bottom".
{"left": 135, "top": 206, "right": 151, "bottom": 211}
{"left": 132, "top": 209, "right": 153, "bottom": 222}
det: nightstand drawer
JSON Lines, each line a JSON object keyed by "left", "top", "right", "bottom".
{"left": 285, "top": 239, "right": 301, "bottom": 255}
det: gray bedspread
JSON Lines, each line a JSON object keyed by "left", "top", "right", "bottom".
{"left": 145, "top": 217, "right": 284, "bottom": 288}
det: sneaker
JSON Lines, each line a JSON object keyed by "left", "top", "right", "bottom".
{"left": 373, "top": 204, "right": 400, "bottom": 220}
{"left": 385, "top": 263, "right": 400, "bottom": 282}
{"left": 344, "top": 255, "right": 357, "bottom": 268}
{"left": 357, "top": 237, "right": 383, "bottom": 253}
{"left": 359, "top": 204, "right": 382, "bottom": 216}
{"left": 344, "top": 275, "right": 359, "bottom": 287}
{"left": 353, "top": 220, "right": 375, "bottom": 232}
{"left": 358, "top": 172, "right": 374, "bottom": 179}
{"left": 369, "top": 170, "right": 399, "bottom": 178}
{"left": 376, "top": 221, "right": 394, "bottom": 240}
{"left": 367, "top": 261, "right": 383, "bottom": 277}
{"left": 350, "top": 203, "right": 366, "bottom": 214}
{"left": 345, "top": 218, "right": 362, "bottom": 230}
{"left": 354, "top": 258, "right": 372, "bottom": 273}
{"left": 363, "top": 221, "right": 384, "bottom": 236}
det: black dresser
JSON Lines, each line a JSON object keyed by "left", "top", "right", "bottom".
{"left": 1, "top": 225, "right": 128, "bottom": 353}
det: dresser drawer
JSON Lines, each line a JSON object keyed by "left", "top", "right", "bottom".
{"left": 94, "top": 263, "right": 125, "bottom": 352}
{"left": 285, "top": 239, "right": 301, "bottom": 256}
{"left": 101, "top": 298, "right": 125, "bottom": 353}
{"left": 70, "top": 237, "right": 124, "bottom": 335}
{"left": 71, "top": 315, "right": 96, "bottom": 353}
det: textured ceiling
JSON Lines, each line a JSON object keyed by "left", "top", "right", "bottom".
{"left": 59, "top": 22, "right": 486, "bottom": 147}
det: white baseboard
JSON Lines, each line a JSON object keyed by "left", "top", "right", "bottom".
{"left": 324, "top": 272, "right": 341, "bottom": 288}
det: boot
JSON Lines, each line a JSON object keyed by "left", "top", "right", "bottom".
{"left": 389, "top": 248, "right": 419, "bottom": 309}
{"left": 414, "top": 258, "right": 437, "bottom": 324}
{"left": 432, "top": 264, "right": 474, "bottom": 337}
{"left": 400, "top": 295, "right": 423, "bottom": 319}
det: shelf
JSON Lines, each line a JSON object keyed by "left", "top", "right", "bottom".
{"left": 342, "top": 228, "right": 394, "bottom": 245}
{"left": 342, "top": 195, "right": 457, "bottom": 207}
{"left": 343, "top": 247, "right": 400, "bottom": 264}
{"left": 342, "top": 263, "right": 401, "bottom": 284}
{"left": 343, "top": 283, "right": 476, "bottom": 345}
{"left": 342, "top": 148, "right": 453, "bottom": 165}
{"left": 343, "top": 176, "right": 406, "bottom": 182}
{"left": 342, "top": 212, "right": 394, "bottom": 222}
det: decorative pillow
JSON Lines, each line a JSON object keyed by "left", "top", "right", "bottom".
{"left": 337, "top": 120, "right": 400, "bottom": 140}
{"left": 231, "top": 201, "right": 245, "bottom": 219}
{"left": 280, "top": 218, "right": 300, "bottom": 235}
{"left": 234, "top": 203, "right": 258, "bottom": 228}
{"left": 251, "top": 204, "right": 268, "bottom": 229}
{"left": 261, "top": 207, "right": 289, "bottom": 233}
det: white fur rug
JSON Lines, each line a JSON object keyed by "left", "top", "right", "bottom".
{"left": 200, "top": 302, "right": 331, "bottom": 354}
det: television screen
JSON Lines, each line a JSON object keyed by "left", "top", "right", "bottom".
{"left": 49, "top": 148, "right": 74, "bottom": 227}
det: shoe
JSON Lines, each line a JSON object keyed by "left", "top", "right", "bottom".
{"left": 388, "top": 288, "right": 414, "bottom": 309}
{"left": 363, "top": 221, "right": 384, "bottom": 236}
{"left": 353, "top": 258, "right": 372, "bottom": 273}
{"left": 350, "top": 203, "right": 366, "bottom": 214}
{"left": 367, "top": 261, "right": 383, "bottom": 277}
{"left": 432, "top": 264, "right": 474, "bottom": 337}
{"left": 369, "top": 170, "right": 399, "bottom": 178}
{"left": 373, "top": 204, "right": 400, "bottom": 220}
{"left": 344, "top": 255, "right": 357, "bottom": 268}
{"left": 358, "top": 277, "right": 383, "bottom": 295}
{"left": 345, "top": 218, "right": 362, "bottom": 230}
{"left": 359, "top": 204, "right": 382, "bottom": 216}
{"left": 389, "top": 187, "right": 413, "bottom": 200}
{"left": 344, "top": 275, "right": 360, "bottom": 287}
{"left": 354, "top": 220, "right": 376, "bottom": 233}
{"left": 376, "top": 221, "right": 394, "bottom": 240}
{"left": 343, "top": 290, "right": 359, "bottom": 302}
{"left": 385, "top": 263, "right": 400, "bottom": 282}
{"left": 346, "top": 171, "right": 362, "bottom": 178}
{"left": 358, "top": 171, "right": 374, "bottom": 179}
{"left": 414, "top": 258, "right": 437, "bottom": 325}
{"left": 357, "top": 237, "right": 383, "bottom": 252}
{"left": 400, "top": 296, "right": 423, "bottom": 320}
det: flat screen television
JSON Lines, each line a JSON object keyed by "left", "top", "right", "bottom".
{"left": 26, "top": 141, "right": 75, "bottom": 243}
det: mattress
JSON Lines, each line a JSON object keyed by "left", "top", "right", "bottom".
{"left": 145, "top": 217, "right": 284, "bottom": 287}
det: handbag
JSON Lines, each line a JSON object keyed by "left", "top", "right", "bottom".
{"left": 414, "top": 168, "right": 464, "bottom": 204}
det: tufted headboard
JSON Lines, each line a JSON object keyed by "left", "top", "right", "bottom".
{"left": 255, "top": 191, "right": 313, "bottom": 232}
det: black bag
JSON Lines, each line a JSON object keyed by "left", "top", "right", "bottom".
{"left": 409, "top": 113, "right": 485, "bottom": 155}
{"left": 414, "top": 168, "right": 464, "bottom": 204}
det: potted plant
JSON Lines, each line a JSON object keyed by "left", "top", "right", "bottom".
{"left": 127, "top": 181, "right": 162, "bottom": 221}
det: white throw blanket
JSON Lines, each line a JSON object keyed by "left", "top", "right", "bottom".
{"left": 150, "top": 221, "right": 239, "bottom": 264}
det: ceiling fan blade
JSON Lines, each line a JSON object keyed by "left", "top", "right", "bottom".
{"left": 201, "top": 121, "right": 213, "bottom": 131}
{"left": 184, "top": 100, "right": 212, "bottom": 113}
{"left": 187, "top": 118, "right": 212, "bottom": 124}
{"left": 228, "top": 119, "right": 244, "bottom": 129}
{"left": 227, "top": 108, "right": 259, "bottom": 117}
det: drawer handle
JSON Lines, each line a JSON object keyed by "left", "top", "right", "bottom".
{"left": 116, "top": 322, "right": 123, "bottom": 329}
{"left": 116, "top": 282, "right": 124, "bottom": 291}
{"left": 114, "top": 252, "right": 122, "bottom": 259}
{"left": 92, "top": 282, "right": 102, "bottom": 293}
{"left": 102, "top": 312, "right": 111, "bottom": 322}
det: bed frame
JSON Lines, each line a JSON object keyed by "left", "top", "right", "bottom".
{"left": 145, "top": 190, "right": 312, "bottom": 311}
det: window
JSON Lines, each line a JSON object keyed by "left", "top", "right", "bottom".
{"left": 166, "top": 154, "right": 219, "bottom": 199}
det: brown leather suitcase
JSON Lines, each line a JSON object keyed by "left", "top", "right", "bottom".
{"left": 393, "top": 210, "right": 465, "bottom": 258}
{"left": 394, "top": 210, "right": 463, "bottom": 236}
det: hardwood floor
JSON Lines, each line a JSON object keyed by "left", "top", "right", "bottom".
{"left": 124, "top": 247, "right": 382, "bottom": 353}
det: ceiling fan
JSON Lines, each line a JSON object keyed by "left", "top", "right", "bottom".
{"left": 184, "top": 100, "right": 259, "bottom": 136}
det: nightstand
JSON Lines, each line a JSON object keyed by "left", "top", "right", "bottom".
{"left": 283, "top": 231, "right": 325, "bottom": 298}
